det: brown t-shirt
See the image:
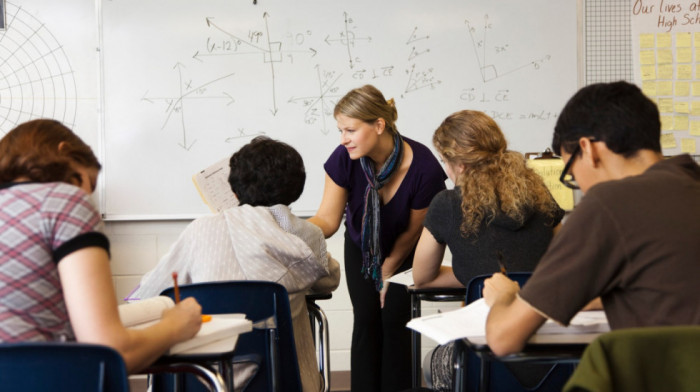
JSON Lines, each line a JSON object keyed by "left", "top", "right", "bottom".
{"left": 519, "top": 155, "right": 700, "bottom": 329}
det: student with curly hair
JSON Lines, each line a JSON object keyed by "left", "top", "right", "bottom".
{"left": 133, "top": 136, "right": 340, "bottom": 392}
{"left": 412, "top": 110, "right": 564, "bottom": 390}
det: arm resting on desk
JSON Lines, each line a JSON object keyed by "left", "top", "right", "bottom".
{"left": 483, "top": 273, "right": 545, "bottom": 356}
{"left": 60, "top": 247, "right": 203, "bottom": 373}
{"left": 412, "top": 227, "right": 463, "bottom": 288}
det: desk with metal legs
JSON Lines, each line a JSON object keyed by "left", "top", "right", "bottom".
{"left": 406, "top": 286, "right": 465, "bottom": 388}
{"left": 144, "top": 325, "right": 251, "bottom": 392}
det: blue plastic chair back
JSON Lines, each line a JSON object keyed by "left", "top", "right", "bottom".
{"left": 158, "top": 280, "right": 302, "bottom": 392}
{"left": 461, "top": 272, "right": 574, "bottom": 392}
{"left": 466, "top": 272, "right": 532, "bottom": 304}
{"left": 0, "top": 342, "right": 129, "bottom": 392}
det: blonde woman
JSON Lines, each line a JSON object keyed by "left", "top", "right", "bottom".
{"left": 412, "top": 110, "right": 564, "bottom": 390}
{"left": 309, "top": 85, "right": 446, "bottom": 392}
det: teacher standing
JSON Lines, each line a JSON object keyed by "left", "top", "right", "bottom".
{"left": 308, "top": 85, "right": 446, "bottom": 392}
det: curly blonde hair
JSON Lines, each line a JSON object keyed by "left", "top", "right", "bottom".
{"left": 433, "top": 110, "right": 560, "bottom": 237}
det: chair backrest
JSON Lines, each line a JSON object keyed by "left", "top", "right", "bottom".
{"left": 0, "top": 342, "right": 129, "bottom": 392}
{"left": 460, "top": 272, "right": 574, "bottom": 392}
{"left": 563, "top": 326, "right": 700, "bottom": 392}
{"left": 160, "top": 280, "right": 303, "bottom": 392}
{"left": 465, "top": 272, "right": 532, "bottom": 304}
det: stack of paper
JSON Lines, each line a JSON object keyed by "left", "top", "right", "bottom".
{"left": 119, "top": 296, "right": 253, "bottom": 354}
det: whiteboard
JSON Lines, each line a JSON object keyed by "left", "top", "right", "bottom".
{"left": 100, "top": 0, "right": 578, "bottom": 219}
{"left": 0, "top": 0, "right": 98, "bottom": 148}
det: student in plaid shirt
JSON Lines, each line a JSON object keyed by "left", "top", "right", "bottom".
{"left": 0, "top": 119, "right": 202, "bottom": 372}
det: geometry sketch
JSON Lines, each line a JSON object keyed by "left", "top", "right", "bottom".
{"left": 402, "top": 26, "right": 441, "bottom": 97}
{"left": 197, "top": 14, "right": 316, "bottom": 116}
{"left": 465, "top": 14, "right": 552, "bottom": 83}
{"left": 324, "top": 12, "right": 372, "bottom": 69}
{"left": 288, "top": 64, "right": 343, "bottom": 134}
{"left": 0, "top": 2, "right": 77, "bottom": 135}
{"left": 141, "top": 62, "right": 236, "bottom": 151}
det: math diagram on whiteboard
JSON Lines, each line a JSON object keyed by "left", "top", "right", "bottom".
{"left": 0, "top": 2, "right": 78, "bottom": 135}
{"left": 458, "top": 13, "right": 561, "bottom": 124}
{"left": 102, "top": 3, "right": 456, "bottom": 151}
{"left": 99, "top": 0, "right": 578, "bottom": 218}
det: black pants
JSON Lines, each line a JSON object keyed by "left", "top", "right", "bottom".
{"left": 345, "top": 231, "right": 413, "bottom": 392}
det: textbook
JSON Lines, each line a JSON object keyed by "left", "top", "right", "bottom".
{"left": 407, "top": 298, "right": 610, "bottom": 345}
{"left": 119, "top": 296, "right": 252, "bottom": 355}
{"left": 192, "top": 157, "right": 239, "bottom": 213}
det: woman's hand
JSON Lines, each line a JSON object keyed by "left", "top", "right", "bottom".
{"left": 379, "top": 274, "right": 391, "bottom": 308}
{"left": 160, "top": 297, "right": 203, "bottom": 342}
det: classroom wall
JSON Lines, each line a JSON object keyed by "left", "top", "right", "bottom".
{"left": 107, "top": 219, "right": 460, "bottom": 372}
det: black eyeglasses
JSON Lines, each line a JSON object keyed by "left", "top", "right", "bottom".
{"left": 559, "top": 138, "right": 598, "bottom": 190}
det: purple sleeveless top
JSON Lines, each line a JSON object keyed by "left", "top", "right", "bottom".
{"left": 324, "top": 137, "right": 446, "bottom": 257}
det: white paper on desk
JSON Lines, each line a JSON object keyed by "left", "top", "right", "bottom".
{"left": 387, "top": 269, "right": 415, "bottom": 286}
{"left": 168, "top": 314, "right": 252, "bottom": 355}
{"left": 121, "top": 301, "right": 253, "bottom": 355}
{"left": 407, "top": 298, "right": 490, "bottom": 345}
{"left": 539, "top": 311, "right": 610, "bottom": 334}
{"left": 407, "top": 299, "right": 610, "bottom": 345}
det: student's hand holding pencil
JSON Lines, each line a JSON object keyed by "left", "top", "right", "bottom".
{"left": 157, "top": 271, "right": 203, "bottom": 342}
{"left": 160, "top": 297, "right": 203, "bottom": 342}
{"left": 483, "top": 273, "right": 520, "bottom": 308}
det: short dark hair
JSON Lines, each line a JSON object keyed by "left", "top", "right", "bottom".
{"left": 228, "top": 136, "right": 305, "bottom": 207}
{"left": 552, "top": 81, "right": 661, "bottom": 157}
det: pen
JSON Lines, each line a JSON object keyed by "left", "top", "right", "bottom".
{"left": 172, "top": 271, "right": 211, "bottom": 323}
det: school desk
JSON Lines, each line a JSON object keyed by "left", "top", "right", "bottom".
{"left": 406, "top": 285, "right": 466, "bottom": 388}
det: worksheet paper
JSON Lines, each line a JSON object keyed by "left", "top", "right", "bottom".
{"left": 407, "top": 298, "right": 609, "bottom": 345}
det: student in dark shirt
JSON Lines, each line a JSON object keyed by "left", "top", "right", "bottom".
{"left": 412, "top": 110, "right": 563, "bottom": 390}
{"left": 484, "top": 81, "right": 700, "bottom": 356}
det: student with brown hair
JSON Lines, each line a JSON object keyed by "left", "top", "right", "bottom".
{"left": 0, "top": 119, "right": 203, "bottom": 373}
{"left": 413, "top": 110, "right": 564, "bottom": 390}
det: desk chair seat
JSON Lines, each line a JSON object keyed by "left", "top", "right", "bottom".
{"left": 0, "top": 342, "right": 129, "bottom": 392}
{"left": 563, "top": 326, "right": 700, "bottom": 392}
{"left": 154, "top": 280, "right": 303, "bottom": 392}
{"left": 454, "top": 272, "right": 575, "bottom": 392}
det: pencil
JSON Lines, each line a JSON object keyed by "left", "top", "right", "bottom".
{"left": 497, "top": 251, "right": 507, "bottom": 274}
{"left": 172, "top": 271, "right": 211, "bottom": 322}
{"left": 172, "top": 271, "right": 181, "bottom": 303}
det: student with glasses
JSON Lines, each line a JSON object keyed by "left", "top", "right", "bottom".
{"left": 481, "top": 81, "right": 700, "bottom": 356}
